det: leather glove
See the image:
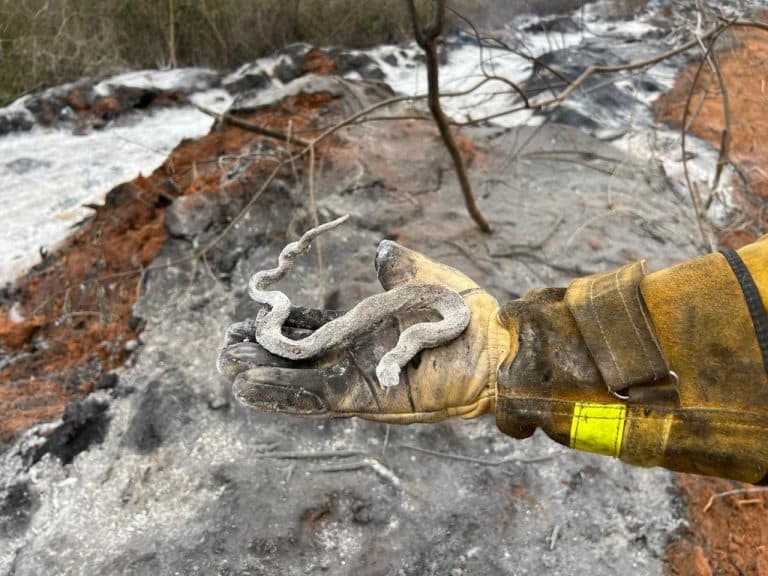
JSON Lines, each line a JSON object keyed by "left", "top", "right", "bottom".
{"left": 218, "top": 241, "right": 511, "bottom": 423}
{"left": 220, "top": 236, "right": 768, "bottom": 484}
{"left": 495, "top": 236, "right": 768, "bottom": 484}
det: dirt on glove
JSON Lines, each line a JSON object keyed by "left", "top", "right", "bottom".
{"left": 653, "top": 25, "right": 768, "bottom": 576}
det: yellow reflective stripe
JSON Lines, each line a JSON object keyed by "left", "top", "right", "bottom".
{"left": 569, "top": 402, "right": 627, "bottom": 458}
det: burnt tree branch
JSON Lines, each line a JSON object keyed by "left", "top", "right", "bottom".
{"left": 192, "top": 102, "right": 311, "bottom": 148}
{"left": 406, "top": 0, "right": 492, "bottom": 233}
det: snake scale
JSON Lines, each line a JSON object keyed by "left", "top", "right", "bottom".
{"left": 246, "top": 215, "right": 470, "bottom": 389}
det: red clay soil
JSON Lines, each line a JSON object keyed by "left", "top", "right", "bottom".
{"left": 653, "top": 27, "right": 768, "bottom": 576}
{"left": 653, "top": 26, "right": 768, "bottom": 249}
{"left": 301, "top": 48, "right": 339, "bottom": 76}
{"left": 0, "top": 86, "right": 340, "bottom": 446}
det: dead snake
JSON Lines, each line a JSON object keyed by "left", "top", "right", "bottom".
{"left": 245, "top": 215, "right": 470, "bottom": 389}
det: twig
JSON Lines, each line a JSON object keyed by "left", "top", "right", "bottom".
{"left": 736, "top": 498, "right": 763, "bottom": 507}
{"left": 284, "top": 119, "right": 303, "bottom": 203}
{"left": 708, "top": 48, "right": 731, "bottom": 192}
{"left": 449, "top": 7, "right": 529, "bottom": 107}
{"left": 397, "top": 443, "right": 567, "bottom": 465}
{"left": 684, "top": 88, "right": 710, "bottom": 132}
{"left": 319, "top": 457, "right": 402, "bottom": 488}
{"left": 491, "top": 249, "right": 595, "bottom": 277}
{"left": 382, "top": 424, "right": 391, "bottom": 457}
{"left": 249, "top": 448, "right": 402, "bottom": 487}
{"left": 703, "top": 486, "right": 768, "bottom": 512}
{"left": 193, "top": 101, "right": 312, "bottom": 148}
{"left": 490, "top": 215, "right": 564, "bottom": 257}
{"left": 406, "top": 0, "right": 492, "bottom": 234}
{"left": 307, "top": 144, "right": 325, "bottom": 309}
{"left": 692, "top": 2, "right": 732, "bottom": 197}
{"left": 520, "top": 150, "right": 622, "bottom": 176}
{"left": 249, "top": 449, "right": 365, "bottom": 460}
{"left": 680, "top": 23, "right": 734, "bottom": 253}
{"left": 549, "top": 524, "right": 561, "bottom": 551}
{"left": 167, "top": 0, "right": 177, "bottom": 69}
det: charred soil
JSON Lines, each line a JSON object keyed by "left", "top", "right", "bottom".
{"left": 0, "top": 86, "right": 340, "bottom": 446}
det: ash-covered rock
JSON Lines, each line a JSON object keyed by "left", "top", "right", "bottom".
{"left": 221, "top": 43, "right": 411, "bottom": 105}
{"left": 222, "top": 66, "right": 272, "bottom": 95}
{"left": 0, "top": 68, "right": 221, "bottom": 135}
{"left": 274, "top": 44, "right": 313, "bottom": 84}
{"left": 20, "top": 397, "right": 111, "bottom": 466}
{"left": 522, "top": 14, "right": 580, "bottom": 34}
{"left": 0, "top": 483, "right": 33, "bottom": 540}
{"left": 123, "top": 376, "right": 199, "bottom": 454}
{"left": 326, "top": 49, "right": 387, "bottom": 81}
{"left": 509, "top": 4, "right": 701, "bottom": 139}
{"left": 165, "top": 192, "right": 223, "bottom": 239}
{"left": 229, "top": 74, "right": 394, "bottom": 116}
{"left": 0, "top": 111, "right": 33, "bottom": 136}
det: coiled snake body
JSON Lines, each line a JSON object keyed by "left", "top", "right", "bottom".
{"left": 246, "top": 215, "right": 470, "bottom": 389}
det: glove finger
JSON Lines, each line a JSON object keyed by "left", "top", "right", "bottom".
{"left": 233, "top": 367, "right": 330, "bottom": 416}
{"left": 283, "top": 306, "right": 346, "bottom": 330}
{"left": 228, "top": 306, "right": 345, "bottom": 341}
{"left": 223, "top": 317, "right": 310, "bottom": 345}
{"left": 217, "top": 341, "right": 298, "bottom": 381}
{"left": 374, "top": 240, "right": 480, "bottom": 292}
{"left": 232, "top": 352, "right": 416, "bottom": 418}
{"left": 220, "top": 307, "right": 349, "bottom": 382}
{"left": 223, "top": 319, "right": 259, "bottom": 346}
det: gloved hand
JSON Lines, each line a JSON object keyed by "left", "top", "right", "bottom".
{"left": 218, "top": 241, "right": 511, "bottom": 423}
{"left": 219, "top": 236, "right": 768, "bottom": 484}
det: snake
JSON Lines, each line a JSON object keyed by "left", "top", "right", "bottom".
{"left": 246, "top": 215, "right": 470, "bottom": 389}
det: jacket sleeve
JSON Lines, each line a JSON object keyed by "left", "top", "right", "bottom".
{"left": 494, "top": 235, "right": 768, "bottom": 484}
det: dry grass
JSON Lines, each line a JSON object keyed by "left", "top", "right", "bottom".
{"left": 0, "top": 0, "right": 597, "bottom": 105}
{"left": 0, "top": 0, "right": 441, "bottom": 104}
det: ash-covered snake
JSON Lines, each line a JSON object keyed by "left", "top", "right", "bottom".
{"left": 245, "top": 215, "right": 470, "bottom": 389}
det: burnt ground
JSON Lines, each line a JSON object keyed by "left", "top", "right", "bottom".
{"left": 0, "top": 74, "right": 696, "bottom": 574}
{"left": 0, "top": 15, "right": 766, "bottom": 576}
{"left": 0, "top": 85, "right": 341, "bottom": 446}
{"left": 653, "top": 26, "right": 768, "bottom": 576}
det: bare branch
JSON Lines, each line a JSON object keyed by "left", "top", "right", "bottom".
{"left": 192, "top": 101, "right": 312, "bottom": 148}
{"left": 708, "top": 49, "right": 731, "bottom": 192}
{"left": 703, "top": 486, "right": 768, "bottom": 512}
{"left": 397, "top": 444, "right": 567, "bottom": 465}
{"left": 680, "top": 23, "right": 735, "bottom": 253}
{"left": 249, "top": 449, "right": 365, "bottom": 459}
{"left": 406, "top": 0, "right": 492, "bottom": 233}
{"left": 449, "top": 7, "right": 530, "bottom": 108}
{"left": 459, "top": 21, "right": 732, "bottom": 127}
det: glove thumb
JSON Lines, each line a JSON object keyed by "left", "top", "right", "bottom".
{"left": 375, "top": 240, "right": 481, "bottom": 293}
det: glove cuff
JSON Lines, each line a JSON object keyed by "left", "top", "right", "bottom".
{"left": 494, "top": 239, "right": 768, "bottom": 483}
{"left": 486, "top": 307, "right": 513, "bottom": 407}
{"left": 494, "top": 287, "right": 612, "bottom": 442}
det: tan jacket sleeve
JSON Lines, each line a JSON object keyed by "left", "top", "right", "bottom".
{"left": 495, "top": 236, "right": 768, "bottom": 484}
